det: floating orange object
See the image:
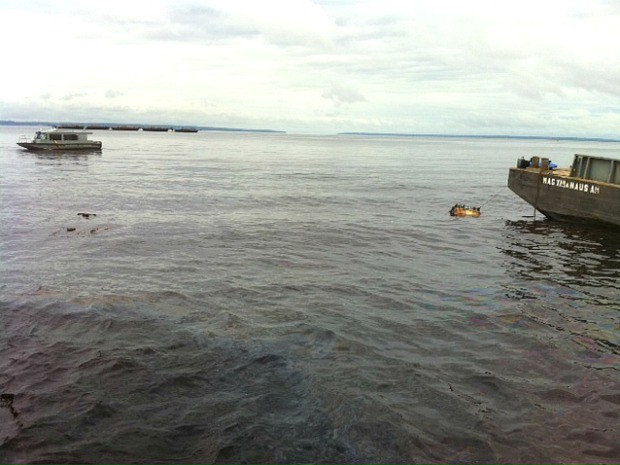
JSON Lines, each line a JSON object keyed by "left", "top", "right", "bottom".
{"left": 449, "top": 204, "right": 481, "bottom": 217}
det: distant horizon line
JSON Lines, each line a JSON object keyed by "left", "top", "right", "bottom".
{"left": 338, "top": 132, "right": 620, "bottom": 143}
{"left": 2, "top": 120, "right": 619, "bottom": 142}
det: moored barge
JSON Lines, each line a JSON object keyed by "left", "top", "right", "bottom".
{"left": 508, "top": 154, "right": 620, "bottom": 227}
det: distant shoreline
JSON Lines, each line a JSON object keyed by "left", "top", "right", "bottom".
{"left": 2, "top": 121, "right": 618, "bottom": 141}
{"left": 0, "top": 120, "right": 286, "bottom": 134}
{"left": 338, "top": 132, "right": 620, "bottom": 143}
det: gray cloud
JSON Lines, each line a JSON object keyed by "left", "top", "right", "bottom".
{"left": 61, "top": 93, "right": 87, "bottom": 101}
{"left": 135, "top": 2, "right": 338, "bottom": 49}
{"left": 146, "top": 5, "right": 259, "bottom": 42}
{"left": 322, "top": 83, "right": 365, "bottom": 105}
{"left": 104, "top": 89, "right": 124, "bottom": 99}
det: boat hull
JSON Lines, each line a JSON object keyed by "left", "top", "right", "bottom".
{"left": 17, "top": 142, "right": 102, "bottom": 152}
{"left": 508, "top": 167, "right": 620, "bottom": 227}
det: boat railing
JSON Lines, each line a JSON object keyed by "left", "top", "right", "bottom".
{"left": 571, "top": 154, "right": 620, "bottom": 185}
{"left": 18, "top": 135, "right": 32, "bottom": 143}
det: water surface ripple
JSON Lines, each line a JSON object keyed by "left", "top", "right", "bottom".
{"left": 1, "top": 128, "right": 619, "bottom": 463}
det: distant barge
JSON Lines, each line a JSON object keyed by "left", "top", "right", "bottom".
{"left": 508, "top": 154, "right": 620, "bottom": 227}
{"left": 56, "top": 124, "right": 198, "bottom": 133}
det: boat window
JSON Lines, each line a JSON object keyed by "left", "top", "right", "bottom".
{"left": 63, "top": 134, "right": 78, "bottom": 141}
{"left": 35, "top": 132, "right": 47, "bottom": 140}
{"left": 49, "top": 133, "right": 62, "bottom": 141}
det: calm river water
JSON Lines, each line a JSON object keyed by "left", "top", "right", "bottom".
{"left": 1, "top": 126, "right": 619, "bottom": 463}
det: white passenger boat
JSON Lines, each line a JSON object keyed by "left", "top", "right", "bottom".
{"left": 17, "top": 129, "right": 102, "bottom": 151}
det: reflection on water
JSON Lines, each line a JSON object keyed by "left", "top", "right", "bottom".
{"left": 502, "top": 219, "right": 620, "bottom": 291}
{"left": 499, "top": 218, "right": 620, "bottom": 370}
{"left": 21, "top": 150, "right": 101, "bottom": 164}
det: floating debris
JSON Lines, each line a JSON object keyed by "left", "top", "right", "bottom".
{"left": 77, "top": 212, "right": 96, "bottom": 219}
{"left": 450, "top": 204, "right": 481, "bottom": 217}
{"left": 53, "top": 226, "right": 111, "bottom": 237}
{"left": 0, "top": 393, "right": 18, "bottom": 419}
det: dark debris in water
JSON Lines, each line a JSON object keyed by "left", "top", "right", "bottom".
{"left": 54, "top": 226, "right": 111, "bottom": 237}
{"left": 0, "top": 393, "right": 18, "bottom": 419}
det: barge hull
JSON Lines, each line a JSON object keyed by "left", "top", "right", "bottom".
{"left": 508, "top": 167, "right": 620, "bottom": 227}
{"left": 17, "top": 142, "right": 102, "bottom": 151}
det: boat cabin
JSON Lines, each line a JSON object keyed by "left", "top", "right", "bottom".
{"left": 34, "top": 130, "right": 93, "bottom": 142}
{"left": 571, "top": 154, "right": 620, "bottom": 185}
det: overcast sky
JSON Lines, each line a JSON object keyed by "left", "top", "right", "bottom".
{"left": 1, "top": 0, "right": 619, "bottom": 135}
